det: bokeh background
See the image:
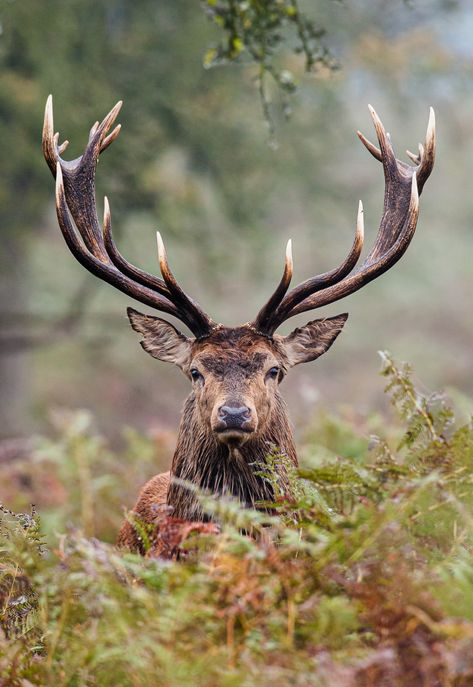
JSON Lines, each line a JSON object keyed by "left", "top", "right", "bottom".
{"left": 1, "top": 0, "right": 472, "bottom": 449}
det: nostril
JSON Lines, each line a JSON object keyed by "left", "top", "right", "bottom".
{"left": 218, "top": 405, "right": 252, "bottom": 423}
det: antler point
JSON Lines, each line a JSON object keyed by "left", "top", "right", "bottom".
{"left": 156, "top": 231, "right": 166, "bottom": 261}
{"left": 426, "top": 107, "right": 436, "bottom": 141}
{"left": 43, "top": 95, "right": 54, "bottom": 138}
{"left": 54, "top": 162, "right": 64, "bottom": 202}
{"left": 356, "top": 200, "right": 365, "bottom": 240}
{"left": 410, "top": 171, "right": 419, "bottom": 207}
{"left": 285, "top": 239, "right": 293, "bottom": 267}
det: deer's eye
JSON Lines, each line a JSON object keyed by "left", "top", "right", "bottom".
{"left": 190, "top": 369, "right": 203, "bottom": 382}
{"left": 267, "top": 366, "right": 280, "bottom": 380}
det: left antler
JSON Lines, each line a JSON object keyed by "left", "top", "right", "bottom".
{"left": 42, "top": 96, "right": 216, "bottom": 338}
{"left": 252, "top": 106, "right": 436, "bottom": 336}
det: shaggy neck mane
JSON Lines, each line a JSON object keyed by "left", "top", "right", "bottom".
{"left": 167, "top": 392, "right": 297, "bottom": 521}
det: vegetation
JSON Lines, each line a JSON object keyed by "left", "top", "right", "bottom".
{"left": 2, "top": 354, "right": 473, "bottom": 686}
{"left": 202, "top": 0, "right": 338, "bottom": 135}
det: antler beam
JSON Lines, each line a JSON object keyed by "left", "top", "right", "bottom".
{"left": 43, "top": 96, "right": 215, "bottom": 338}
{"left": 252, "top": 106, "right": 435, "bottom": 335}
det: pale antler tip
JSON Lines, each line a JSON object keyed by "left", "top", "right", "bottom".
{"left": 103, "top": 195, "right": 110, "bottom": 220}
{"left": 426, "top": 107, "right": 436, "bottom": 143}
{"left": 410, "top": 171, "right": 419, "bottom": 207}
{"left": 368, "top": 105, "right": 382, "bottom": 128}
{"left": 58, "top": 139, "right": 69, "bottom": 155}
{"left": 112, "top": 100, "right": 123, "bottom": 117}
{"left": 43, "top": 95, "right": 54, "bottom": 136}
{"left": 54, "top": 162, "right": 64, "bottom": 199}
{"left": 156, "top": 231, "right": 166, "bottom": 261}
{"left": 285, "top": 239, "right": 293, "bottom": 267}
{"left": 356, "top": 200, "right": 364, "bottom": 239}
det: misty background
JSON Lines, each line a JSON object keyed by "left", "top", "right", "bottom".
{"left": 1, "top": 0, "right": 472, "bottom": 445}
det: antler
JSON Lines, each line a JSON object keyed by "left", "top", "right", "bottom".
{"left": 42, "top": 96, "right": 215, "bottom": 338}
{"left": 252, "top": 106, "right": 436, "bottom": 335}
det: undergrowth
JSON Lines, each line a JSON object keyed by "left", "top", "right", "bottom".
{"left": 2, "top": 352, "right": 473, "bottom": 686}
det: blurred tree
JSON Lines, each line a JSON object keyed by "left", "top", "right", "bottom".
{"left": 0, "top": 0, "right": 465, "bottom": 437}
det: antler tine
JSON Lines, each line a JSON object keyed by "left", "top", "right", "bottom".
{"left": 253, "top": 239, "right": 293, "bottom": 333}
{"left": 252, "top": 106, "right": 434, "bottom": 334}
{"left": 102, "top": 197, "right": 171, "bottom": 298}
{"left": 357, "top": 128, "right": 382, "bottom": 162}
{"left": 55, "top": 165, "right": 180, "bottom": 318}
{"left": 286, "top": 173, "right": 419, "bottom": 316}
{"left": 89, "top": 121, "right": 100, "bottom": 138}
{"left": 367, "top": 104, "right": 398, "bottom": 174}
{"left": 45, "top": 96, "right": 215, "bottom": 338}
{"left": 253, "top": 201, "right": 364, "bottom": 334}
{"left": 42, "top": 95, "right": 58, "bottom": 175}
{"left": 415, "top": 107, "right": 436, "bottom": 193}
{"left": 102, "top": 124, "right": 122, "bottom": 153}
{"left": 156, "top": 232, "right": 215, "bottom": 336}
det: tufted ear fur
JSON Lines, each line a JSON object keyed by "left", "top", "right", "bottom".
{"left": 127, "top": 307, "right": 193, "bottom": 370}
{"left": 279, "top": 313, "right": 348, "bottom": 367}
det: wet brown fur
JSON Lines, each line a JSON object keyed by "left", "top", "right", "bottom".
{"left": 117, "top": 326, "right": 297, "bottom": 553}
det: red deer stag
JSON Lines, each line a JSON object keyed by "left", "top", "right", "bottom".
{"left": 43, "top": 97, "right": 435, "bottom": 552}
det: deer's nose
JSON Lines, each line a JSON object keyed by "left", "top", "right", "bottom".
{"left": 218, "top": 404, "right": 252, "bottom": 428}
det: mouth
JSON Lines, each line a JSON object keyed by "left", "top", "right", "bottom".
{"left": 215, "top": 427, "right": 253, "bottom": 445}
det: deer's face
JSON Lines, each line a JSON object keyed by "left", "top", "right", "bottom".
{"left": 188, "top": 332, "right": 284, "bottom": 445}
{"left": 128, "top": 310, "right": 348, "bottom": 446}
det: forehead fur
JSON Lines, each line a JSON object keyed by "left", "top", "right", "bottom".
{"left": 191, "top": 326, "right": 284, "bottom": 375}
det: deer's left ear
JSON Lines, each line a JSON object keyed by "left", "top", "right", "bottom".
{"left": 278, "top": 313, "right": 348, "bottom": 367}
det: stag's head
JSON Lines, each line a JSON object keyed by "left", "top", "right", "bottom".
{"left": 42, "top": 96, "right": 435, "bottom": 446}
{"left": 127, "top": 308, "right": 347, "bottom": 445}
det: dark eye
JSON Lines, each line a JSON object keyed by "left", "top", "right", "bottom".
{"left": 190, "top": 368, "right": 203, "bottom": 382}
{"left": 267, "top": 366, "right": 280, "bottom": 380}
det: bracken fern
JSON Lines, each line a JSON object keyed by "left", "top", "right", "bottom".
{"left": 1, "top": 353, "right": 473, "bottom": 686}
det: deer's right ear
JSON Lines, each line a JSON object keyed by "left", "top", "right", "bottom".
{"left": 127, "top": 307, "right": 193, "bottom": 370}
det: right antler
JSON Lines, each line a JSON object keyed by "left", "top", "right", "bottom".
{"left": 42, "top": 96, "right": 215, "bottom": 338}
{"left": 252, "top": 105, "right": 436, "bottom": 335}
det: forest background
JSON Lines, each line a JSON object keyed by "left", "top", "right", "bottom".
{"left": 0, "top": 0, "right": 471, "bottom": 442}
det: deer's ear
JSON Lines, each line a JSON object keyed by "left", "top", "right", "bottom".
{"left": 127, "top": 307, "right": 193, "bottom": 370}
{"left": 279, "top": 314, "right": 348, "bottom": 367}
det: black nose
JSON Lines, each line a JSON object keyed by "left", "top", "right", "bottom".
{"left": 218, "top": 404, "right": 251, "bottom": 429}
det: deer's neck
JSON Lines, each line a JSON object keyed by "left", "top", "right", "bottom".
{"left": 167, "top": 393, "right": 297, "bottom": 521}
